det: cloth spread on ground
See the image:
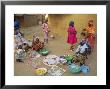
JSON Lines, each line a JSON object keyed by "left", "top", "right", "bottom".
{"left": 28, "top": 50, "right": 41, "bottom": 68}
{"left": 43, "top": 55, "right": 60, "bottom": 66}
{"left": 47, "top": 65, "right": 66, "bottom": 76}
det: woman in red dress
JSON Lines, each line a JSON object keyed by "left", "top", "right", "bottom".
{"left": 67, "top": 21, "right": 77, "bottom": 50}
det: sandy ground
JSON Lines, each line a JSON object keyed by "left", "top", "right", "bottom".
{"left": 14, "top": 25, "right": 97, "bottom": 76}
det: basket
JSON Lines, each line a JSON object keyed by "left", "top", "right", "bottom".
{"left": 65, "top": 55, "right": 74, "bottom": 61}
{"left": 35, "top": 68, "right": 47, "bottom": 75}
{"left": 68, "top": 64, "right": 81, "bottom": 73}
{"left": 80, "top": 65, "right": 90, "bottom": 73}
{"left": 38, "top": 49, "right": 49, "bottom": 56}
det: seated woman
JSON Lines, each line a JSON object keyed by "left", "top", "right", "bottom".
{"left": 32, "top": 37, "right": 44, "bottom": 51}
{"left": 75, "top": 39, "right": 89, "bottom": 56}
{"left": 75, "top": 33, "right": 91, "bottom": 65}
{"left": 14, "top": 18, "right": 24, "bottom": 37}
{"left": 76, "top": 33, "right": 91, "bottom": 56}
{"left": 15, "top": 45, "right": 25, "bottom": 63}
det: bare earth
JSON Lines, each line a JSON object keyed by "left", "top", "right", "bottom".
{"left": 14, "top": 25, "right": 97, "bottom": 76}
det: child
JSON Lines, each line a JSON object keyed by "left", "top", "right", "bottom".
{"left": 67, "top": 21, "right": 77, "bottom": 51}
{"left": 42, "top": 20, "right": 50, "bottom": 43}
{"left": 81, "top": 28, "right": 87, "bottom": 37}
{"left": 15, "top": 45, "right": 25, "bottom": 63}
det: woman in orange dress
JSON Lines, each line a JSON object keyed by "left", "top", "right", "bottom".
{"left": 86, "top": 20, "right": 96, "bottom": 50}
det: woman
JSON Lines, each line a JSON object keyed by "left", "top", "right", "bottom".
{"left": 86, "top": 20, "right": 96, "bottom": 50}
{"left": 42, "top": 20, "right": 50, "bottom": 43}
{"left": 67, "top": 21, "right": 77, "bottom": 51}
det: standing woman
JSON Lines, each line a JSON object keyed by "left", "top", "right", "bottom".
{"left": 42, "top": 20, "right": 50, "bottom": 43}
{"left": 14, "top": 19, "right": 20, "bottom": 35}
{"left": 67, "top": 21, "right": 77, "bottom": 51}
{"left": 86, "top": 20, "right": 96, "bottom": 50}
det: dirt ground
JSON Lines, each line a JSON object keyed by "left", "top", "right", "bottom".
{"left": 14, "top": 25, "right": 97, "bottom": 76}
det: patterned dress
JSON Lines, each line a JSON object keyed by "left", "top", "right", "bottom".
{"left": 42, "top": 23, "right": 49, "bottom": 40}
{"left": 15, "top": 49, "right": 25, "bottom": 60}
{"left": 86, "top": 26, "right": 95, "bottom": 49}
{"left": 32, "top": 38, "right": 44, "bottom": 51}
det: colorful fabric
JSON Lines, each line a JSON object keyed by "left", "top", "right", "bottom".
{"left": 15, "top": 33, "right": 32, "bottom": 49}
{"left": 59, "top": 58, "right": 67, "bottom": 64}
{"left": 32, "top": 38, "right": 44, "bottom": 51}
{"left": 87, "top": 33, "right": 95, "bottom": 49}
{"left": 47, "top": 65, "right": 66, "bottom": 76}
{"left": 67, "top": 26, "right": 77, "bottom": 44}
{"left": 42, "top": 23, "right": 49, "bottom": 33}
{"left": 15, "top": 49, "right": 25, "bottom": 60}
{"left": 43, "top": 55, "right": 60, "bottom": 66}
{"left": 44, "top": 32, "right": 48, "bottom": 40}
{"left": 42, "top": 23, "right": 49, "bottom": 39}
{"left": 86, "top": 27, "right": 95, "bottom": 35}
{"left": 75, "top": 43, "right": 88, "bottom": 56}
{"left": 79, "top": 39, "right": 87, "bottom": 46}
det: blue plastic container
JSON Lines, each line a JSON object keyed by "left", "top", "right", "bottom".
{"left": 80, "top": 64, "right": 90, "bottom": 73}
